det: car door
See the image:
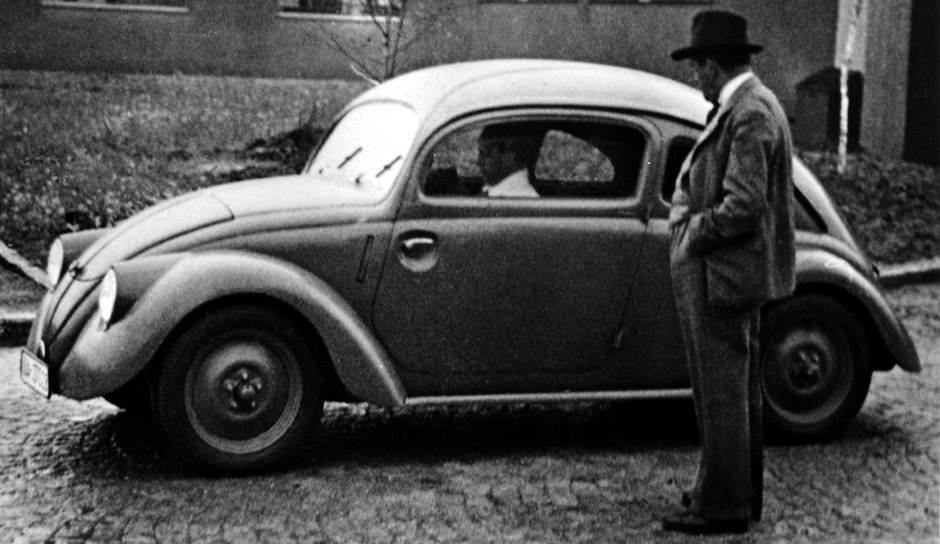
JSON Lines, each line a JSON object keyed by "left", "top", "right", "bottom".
{"left": 605, "top": 120, "right": 699, "bottom": 389}
{"left": 372, "top": 112, "right": 655, "bottom": 396}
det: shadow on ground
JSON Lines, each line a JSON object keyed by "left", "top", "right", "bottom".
{"left": 19, "top": 395, "right": 911, "bottom": 481}
{"left": 21, "top": 399, "right": 705, "bottom": 478}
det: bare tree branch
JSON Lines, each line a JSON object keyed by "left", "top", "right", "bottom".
{"left": 388, "top": 0, "right": 407, "bottom": 78}
{"left": 349, "top": 62, "right": 381, "bottom": 86}
{"left": 325, "top": 29, "right": 381, "bottom": 83}
{"left": 367, "top": 1, "right": 389, "bottom": 38}
{"left": 311, "top": 0, "right": 463, "bottom": 83}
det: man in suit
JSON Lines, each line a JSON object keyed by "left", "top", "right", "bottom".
{"left": 664, "top": 10, "right": 796, "bottom": 536}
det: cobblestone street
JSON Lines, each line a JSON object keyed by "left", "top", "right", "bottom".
{"left": 1, "top": 283, "right": 937, "bottom": 544}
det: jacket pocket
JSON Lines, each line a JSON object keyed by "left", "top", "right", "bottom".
{"left": 705, "top": 243, "right": 766, "bottom": 308}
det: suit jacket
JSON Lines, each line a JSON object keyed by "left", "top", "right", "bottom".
{"left": 670, "top": 75, "right": 796, "bottom": 307}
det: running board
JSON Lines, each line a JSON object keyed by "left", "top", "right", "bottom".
{"left": 405, "top": 389, "right": 692, "bottom": 407}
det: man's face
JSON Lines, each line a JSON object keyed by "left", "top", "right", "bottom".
{"left": 689, "top": 57, "right": 721, "bottom": 104}
{"left": 477, "top": 137, "right": 519, "bottom": 186}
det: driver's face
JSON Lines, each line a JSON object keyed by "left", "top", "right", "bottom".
{"left": 477, "top": 137, "right": 518, "bottom": 186}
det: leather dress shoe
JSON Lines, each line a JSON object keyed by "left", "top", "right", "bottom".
{"left": 662, "top": 511, "right": 749, "bottom": 536}
{"left": 682, "top": 490, "right": 762, "bottom": 522}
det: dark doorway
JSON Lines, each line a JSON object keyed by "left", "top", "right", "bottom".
{"left": 904, "top": 0, "right": 940, "bottom": 165}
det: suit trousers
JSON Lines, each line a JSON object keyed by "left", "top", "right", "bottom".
{"left": 670, "top": 255, "right": 763, "bottom": 521}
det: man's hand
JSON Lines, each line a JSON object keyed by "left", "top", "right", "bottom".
{"left": 669, "top": 204, "right": 691, "bottom": 228}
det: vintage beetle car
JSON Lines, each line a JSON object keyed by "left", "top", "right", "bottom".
{"left": 21, "top": 60, "right": 920, "bottom": 473}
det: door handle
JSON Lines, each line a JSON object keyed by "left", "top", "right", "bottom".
{"left": 398, "top": 232, "right": 439, "bottom": 272}
{"left": 401, "top": 237, "right": 436, "bottom": 251}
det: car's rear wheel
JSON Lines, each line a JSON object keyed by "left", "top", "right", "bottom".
{"left": 153, "top": 304, "right": 323, "bottom": 473}
{"left": 760, "top": 293, "right": 872, "bottom": 440}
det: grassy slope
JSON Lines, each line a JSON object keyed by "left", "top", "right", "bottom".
{"left": 1, "top": 69, "right": 937, "bottom": 310}
{"left": 0, "top": 70, "right": 367, "bottom": 263}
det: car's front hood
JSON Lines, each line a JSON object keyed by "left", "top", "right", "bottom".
{"left": 69, "top": 192, "right": 232, "bottom": 281}
{"left": 70, "top": 175, "right": 382, "bottom": 281}
{"left": 204, "top": 174, "right": 389, "bottom": 217}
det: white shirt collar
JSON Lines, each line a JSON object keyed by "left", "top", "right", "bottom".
{"left": 486, "top": 169, "right": 538, "bottom": 198}
{"left": 718, "top": 70, "right": 753, "bottom": 106}
{"left": 679, "top": 71, "right": 755, "bottom": 186}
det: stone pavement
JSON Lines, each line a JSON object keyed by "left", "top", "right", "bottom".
{"left": 0, "top": 282, "right": 937, "bottom": 543}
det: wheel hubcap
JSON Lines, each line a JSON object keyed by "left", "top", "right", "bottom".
{"left": 223, "top": 368, "right": 265, "bottom": 412}
{"left": 789, "top": 346, "right": 825, "bottom": 391}
{"left": 185, "top": 335, "right": 303, "bottom": 454}
{"left": 764, "top": 320, "right": 851, "bottom": 422}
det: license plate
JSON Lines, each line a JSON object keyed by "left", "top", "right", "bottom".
{"left": 20, "top": 349, "right": 50, "bottom": 398}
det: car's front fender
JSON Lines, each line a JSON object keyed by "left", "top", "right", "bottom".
{"left": 58, "top": 251, "right": 407, "bottom": 406}
{"left": 795, "top": 249, "right": 921, "bottom": 372}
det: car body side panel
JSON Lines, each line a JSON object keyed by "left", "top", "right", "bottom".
{"left": 795, "top": 249, "right": 921, "bottom": 372}
{"left": 188, "top": 221, "right": 395, "bottom": 331}
{"left": 57, "top": 251, "right": 407, "bottom": 405}
{"left": 374, "top": 216, "right": 647, "bottom": 396}
{"left": 608, "top": 217, "right": 690, "bottom": 388}
{"left": 604, "top": 116, "right": 695, "bottom": 388}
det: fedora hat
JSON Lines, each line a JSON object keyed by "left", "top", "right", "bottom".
{"left": 671, "top": 10, "right": 763, "bottom": 61}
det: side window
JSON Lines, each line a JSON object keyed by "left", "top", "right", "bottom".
{"left": 424, "top": 127, "right": 486, "bottom": 196}
{"left": 662, "top": 137, "right": 695, "bottom": 202}
{"left": 424, "top": 119, "right": 646, "bottom": 199}
{"left": 535, "top": 130, "right": 615, "bottom": 183}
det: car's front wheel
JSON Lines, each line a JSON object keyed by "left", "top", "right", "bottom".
{"left": 760, "top": 293, "right": 872, "bottom": 440}
{"left": 153, "top": 304, "right": 323, "bottom": 473}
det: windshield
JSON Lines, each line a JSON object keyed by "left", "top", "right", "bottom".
{"left": 305, "top": 102, "right": 418, "bottom": 198}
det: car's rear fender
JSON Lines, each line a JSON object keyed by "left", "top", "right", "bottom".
{"left": 58, "top": 251, "right": 406, "bottom": 405}
{"left": 791, "top": 249, "right": 921, "bottom": 373}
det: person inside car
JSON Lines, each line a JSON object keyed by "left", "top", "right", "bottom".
{"left": 477, "top": 124, "right": 541, "bottom": 198}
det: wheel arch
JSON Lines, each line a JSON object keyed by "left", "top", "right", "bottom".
{"left": 60, "top": 251, "right": 406, "bottom": 405}
{"left": 771, "top": 282, "right": 888, "bottom": 371}
{"left": 153, "top": 293, "right": 359, "bottom": 405}
{"left": 140, "top": 252, "right": 407, "bottom": 406}
{"left": 788, "top": 250, "right": 921, "bottom": 372}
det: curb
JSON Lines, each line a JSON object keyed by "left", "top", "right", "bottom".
{"left": 0, "top": 311, "right": 34, "bottom": 347}
{"left": 877, "top": 258, "right": 940, "bottom": 289}
{"left": 2, "top": 259, "right": 939, "bottom": 347}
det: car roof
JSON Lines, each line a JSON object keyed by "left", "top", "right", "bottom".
{"left": 346, "top": 59, "right": 710, "bottom": 129}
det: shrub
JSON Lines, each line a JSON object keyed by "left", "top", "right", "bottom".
{"left": 799, "top": 151, "right": 940, "bottom": 264}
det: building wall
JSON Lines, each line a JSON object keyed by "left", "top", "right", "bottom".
{"left": 0, "top": 0, "right": 379, "bottom": 78}
{"left": 858, "top": 0, "right": 912, "bottom": 160}
{"left": 0, "top": 0, "right": 839, "bottom": 107}
{"left": 1, "top": 0, "right": 916, "bottom": 160}
{"left": 444, "top": 0, "right": 840, "bottom": 119}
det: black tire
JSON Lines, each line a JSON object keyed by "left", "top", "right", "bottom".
{"left": 760, "top": 293, "right": 872, "bottom": 440}
{"left": 152, "top": 304, "right": 323, "bottom": 473}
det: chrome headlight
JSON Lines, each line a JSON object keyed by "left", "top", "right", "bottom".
{"left": 98, "top": 269, "right": 118, "bottom": 327}
{"left": 46, "top": 238, "right": 64, "bottom": 288}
